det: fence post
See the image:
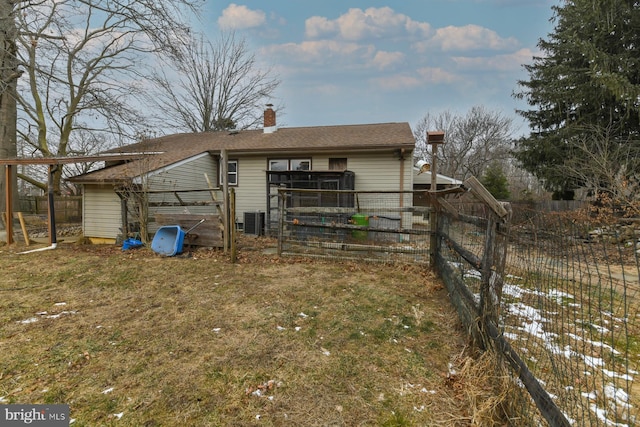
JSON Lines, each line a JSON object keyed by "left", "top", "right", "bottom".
{"left": 230, "top": 188, "right": 237, "bottom": 263}
{"left": 428, "top": 131, "right": 444, "bottom": 269}
{"left": 277, "top": 189, "right": 284, "bottom": 256}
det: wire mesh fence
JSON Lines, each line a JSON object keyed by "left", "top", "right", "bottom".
{"left": 276, "top": 189, "right": 432, "bottom": 264}
{"left": 438, "top": 190, "right": 640, "bottom": 426}
{"left": 275, "top": 184, "right": 640, "bottom": 425}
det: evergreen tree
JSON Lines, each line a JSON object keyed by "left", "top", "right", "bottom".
{"left": 513, "top": 0, "right": 640, "bottom": 199}
{"left": 481, "top": 162, "right": 511, "bottom": 200}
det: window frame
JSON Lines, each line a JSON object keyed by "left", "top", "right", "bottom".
{"left": 220, "top": 159, "right": 238, "bottom": 186}
{"left": 268, "top": 158, "right": 312, "bottom": 171}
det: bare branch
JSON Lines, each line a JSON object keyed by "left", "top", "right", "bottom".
{"left": 149, "top": 32, "right": 281, "bottom": 132}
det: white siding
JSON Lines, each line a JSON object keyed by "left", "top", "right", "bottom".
{"left": 83, "top": 185, "right": 122, "bottom": 238}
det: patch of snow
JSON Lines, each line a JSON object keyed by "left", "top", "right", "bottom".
{"left": 590, "top": 403, "right": 628, "bottom": 427}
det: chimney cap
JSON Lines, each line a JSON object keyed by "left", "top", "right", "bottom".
{"left": 266, "top": 103, "right": 274, "bottom": 108}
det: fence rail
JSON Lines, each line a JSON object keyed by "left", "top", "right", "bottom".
{"left": 276, "top": 189, "right": 431, "bottom": 264}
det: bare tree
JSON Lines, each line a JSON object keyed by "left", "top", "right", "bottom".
{"left": 150, "top": 32, "right": 281, "bottom": 132}
{"left": 3, "top": 0, "right": 200, "bottom": 196}
{"left": 413, "top": 106, "right": 514, "bottom": 180}
{"left": 564, "top": 125, "right": 640, "bottom": 216}
{"left": 0, "top": 0, "right": 22, "bottom": 219}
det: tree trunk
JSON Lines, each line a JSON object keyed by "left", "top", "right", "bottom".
{"left": 0, "top": 0, "right": 19, "bottom": 225}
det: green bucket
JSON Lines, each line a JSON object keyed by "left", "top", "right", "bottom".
{"left": 351, "top": 214, "right": 369, "bottom": 240}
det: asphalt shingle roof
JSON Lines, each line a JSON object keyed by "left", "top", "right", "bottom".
{"left": 71, "top": 122, "right": 415, "bottom": 183}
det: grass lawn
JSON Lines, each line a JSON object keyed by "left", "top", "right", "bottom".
{"left": 0, "top": 237, "right": 508, "bottom": 426}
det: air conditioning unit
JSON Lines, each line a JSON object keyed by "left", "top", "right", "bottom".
{"left": 244, "top": 211, "right": 265, "bottom": 236}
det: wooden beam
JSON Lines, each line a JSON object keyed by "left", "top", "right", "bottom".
{"left": 463, "top": 176, "right": 509, "bottom": 218}
{"left": 0, "top": 153, "right": 150, "bottom": 165}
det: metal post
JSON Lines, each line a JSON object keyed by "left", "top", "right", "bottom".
{"left": 5, "top": 165, "right": 13, "bottom": 244}
{"left": 48, "top": 165, "right": 57, "bottom": 245}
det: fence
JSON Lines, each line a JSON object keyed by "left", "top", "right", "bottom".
{"left": 436, "top": 186, "right": 640, "bottom": 426}
{"left": 276, "top": 189, "right": 431, "bottom": 264}
{"left": 276, "top": 183, "right": 640, "bottom": 426}
{"left": 17, "top": 195, "right": 82, "bottom": 223}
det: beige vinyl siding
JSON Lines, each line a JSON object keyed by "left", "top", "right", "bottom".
{"left": 311, "top": 152, "right": 412, "bottom": 191}
{"left": 232, "top": 155, "right": 268, "bottom": 225}
{"left": 143, "top": 153, "right": 219, "bottom": 219}
{"left": 231, "top": 151, "right": 414, "bottom": 227}
{"left": 83, "top": 185, "right": 122, "bottom": 238}
{"left": 312, "top": 151, "right": 414, "bottom": 227}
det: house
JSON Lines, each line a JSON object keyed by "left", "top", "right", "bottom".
{"left": 412, "top": 165, "right": 463, "bottom": 207}
{"left": 70, "top": 106, "right": 416, "bottom": 243}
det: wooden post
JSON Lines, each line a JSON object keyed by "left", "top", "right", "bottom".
{"left": 17, "top": 212, "right": 30, "bottom": 246}
{"left": 277, "top": 189, "right": 284, "bottom": 256}
{"left": 221, "top": 149, "right": 229, "bottom": 253}
{"left": 230, "top": 188, "right": 237, "bottom": 263}
{"left": 428, "top": 131, "right": 444, "bottom": 268}
{"left": 119, "top": 193, "right": 129, "bottom": 239}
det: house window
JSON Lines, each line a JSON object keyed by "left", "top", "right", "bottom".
{"left": 228, "top": 160, "right": 238, "bottom": 185}
{"left": 268, "top": 158, "right": 311, "bottom": 171}
{"left": 269, "top": 159, "right": 288, "bottom": 171}
{"left": 220, "top": 159, "right": 238, "bottom": 186}
{"left": 329, "top": 158, "right": 347, "bottom": 170}
{"left": 291, "top": 159, "right": 310, "bottom": 171}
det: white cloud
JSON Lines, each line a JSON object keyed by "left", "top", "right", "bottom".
{"left": 372, "top": 67, "right": 458, "bottom": 90}
{"left": 305, "top": 7, "right": 431, "bottom": 41}
{"left": 416, "top": 67, "right": 459, "bottom": 84}
{"left": 305, "top": 16, "right": 338, "bottom": 39}
{"left": 415, "top": 24, "right": 519, "bottom": 52}
{"left": 372, "top": 51, "right": 405, "bottom": 70}
{"left": 218, "top": 4, "right": 266, "bottom": 30}
{"left": 262, "top": 40, "right": 372, "bottom": 64}
{"left": 452, "top": 48, "right": 535, "bottom": 71}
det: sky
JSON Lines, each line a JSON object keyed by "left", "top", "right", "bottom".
{"left": 198, "top": 1, "right": 558, "bottom": 135}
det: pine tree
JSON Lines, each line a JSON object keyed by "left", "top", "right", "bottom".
{"left": 481, "top": 162, "right": 511, "bottom": 200}
{"left": 513, "top": 0, "right": 640, "bottom": 199}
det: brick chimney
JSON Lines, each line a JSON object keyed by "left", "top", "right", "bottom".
{"left": 264, "top": 104, "right": 276, "bottom": 133}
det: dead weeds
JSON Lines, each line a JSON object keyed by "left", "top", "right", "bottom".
{"left": 0, "top": 236, "right": 515, "bottom": 426}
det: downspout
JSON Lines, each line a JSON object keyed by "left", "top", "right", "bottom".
{"left": 20, "top": 165, "right": 57, "bottom": 254}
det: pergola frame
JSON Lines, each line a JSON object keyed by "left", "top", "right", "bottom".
{"left": 0, "top": 153, "right": 148, "bottom": 245}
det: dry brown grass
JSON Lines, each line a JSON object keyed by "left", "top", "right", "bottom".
{"left": 1, "top": 236, "right": 513, "bottom": 426}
